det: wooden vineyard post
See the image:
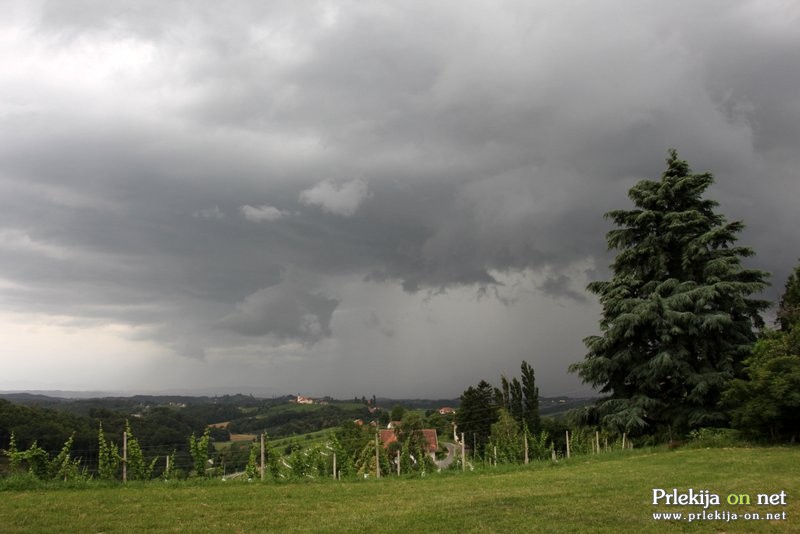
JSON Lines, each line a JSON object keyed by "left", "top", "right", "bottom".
{"left": 565, "top": 430, "right": 570, "bottom": 459}
{"left": 524, "top": 433, "right": 529, "bottom": 465}
{"left": 122, "top": 430, "right": 127, "bottom": 483}
{"left": 260, "top": 433, "right": 265, "bottom": 481}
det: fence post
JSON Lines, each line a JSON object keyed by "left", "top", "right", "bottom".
{"left": 260, "top": 433, "right": 265, "bottom": 481}
{"left": 461, "top": 432, "right": 465, "bottom": 471}
{"left": 122, "top": 430, "right": 127, "bottom": 483}
{"left": 565, "top": 430, "right": 570, "bottom": 459}
{"left": 524, "top": 433, "right": 529, "bottom": 465}
{"left": 375, "top": 432, "right": 380, "bottom": 479}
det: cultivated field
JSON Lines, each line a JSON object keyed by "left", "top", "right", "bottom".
{"left": 1, "top": 447, "right": 797, "bottom": 533}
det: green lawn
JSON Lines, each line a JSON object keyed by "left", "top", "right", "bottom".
{"left": 1, "top": 447, "right": 797, "bottom": 533}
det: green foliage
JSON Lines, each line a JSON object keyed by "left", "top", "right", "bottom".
{"left": 527, "top": 429, "right": 552, "bottom": 461}
{"left": 3, "top": 433, "right": 85, "bottom": 481}
{"left": 424, "top": 411, "right": 451, "bottom": 439}
{"left": 395, "top": 412, "right": 436, "bottom": 474}
{"left": 723, "top": 328, "right": 800, "bottom": 441}
{"left": 97, "top": 423, "right": 120, "bottom": 481}
{"left": 0, "top": 399, "right": 96, "bottom": 454}
{"left": 686, "top": 427, "right": 743, "bottom": 448}
{"left": 4, "top": 432, "right": 20, "bottom": 472}
{"left": 390, "top": 405, "right": 406, "bottom": 422}
{"left": 491, "top": 362, "right": 540, "bottom": 437}
{"left": 777, "top": 259, "right": 800, "bottom": 331}
{"left": 520, "top": 360, "right": 540, "bottom": 434}
{"left": 487, "top": 409, "right": 522, "bottom": 464}
{"left": 21, "top": 441, "right": 49, "bottom": 479}
{"left": 125, "top": 421, "right": 157, "bottom": 481}
{"left": 229, "top": 402, "right": 370, "bottom": 437}
{"left": 263, "top": 434, "right": 281, "bottom": 479}
{"left": 49, "top": 433, "right": 84, "bottom": 481}
{"left": 509, "top": 378, "right": 524, "bottom": 425}
{"left": 570, "top": 150, "right": 769, "bottom": 436}
{"left": 188, "top": 427, "right": 212, "bottom": 477}
{"left": 355, "top": 434, "right": 390, "bottom": 478}
{"left": 455, "top": 380, "right": 498, "bottom": 456}
{"left": 245, "top": 443, "right": 259, "bottom": 480}
{"left": 331, "top": 420, "right": 373, "bottom": 476}
{"left": 327, "top": 432, "right": 356, "bottom": 478}
{"left": 4, "top": 448, "right": 798, "bottom": 532}
{"left": 162, "top": 450, "right": 177, "bottom": 481}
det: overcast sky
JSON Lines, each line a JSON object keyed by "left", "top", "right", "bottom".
{"left": 1, "top": 1, "right": 798, "bottom": 399}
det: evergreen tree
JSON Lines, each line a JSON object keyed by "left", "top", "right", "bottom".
{"left": 570, "top": 150, "right": 769, "bottom": 436}
{"left": 455, "top": 380, "right": 498, "bottom": 456}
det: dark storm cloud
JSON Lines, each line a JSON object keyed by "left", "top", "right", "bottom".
{"left": 220, "top": 276, "right": 338, "bottom": 342}
{"left": 1, "top": 1, "right": 799, "bottom": 395}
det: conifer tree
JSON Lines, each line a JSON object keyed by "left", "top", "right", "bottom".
{"left": 570, "top": 150, "right": 769, "bottom": 435}
{"left": 455, "top": 380, "right": 498, "bottom": 456}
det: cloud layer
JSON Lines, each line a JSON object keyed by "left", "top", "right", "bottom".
{"left": 1, "top": 0, "right": 798, "bottom": 397}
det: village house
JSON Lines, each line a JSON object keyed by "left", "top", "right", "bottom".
{"left": 379, "top": 427, "right": 439, "bottom": 462}
{"left": 295, "top": 395, "right": 314, "bottom": 404}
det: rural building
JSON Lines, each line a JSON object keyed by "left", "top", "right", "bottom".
{"left": 379, "top": 428, "right": 439, "bottom": 461}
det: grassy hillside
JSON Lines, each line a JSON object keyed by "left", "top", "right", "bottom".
{"left": 1, "top": 446, "right": 797, "bottom": 533}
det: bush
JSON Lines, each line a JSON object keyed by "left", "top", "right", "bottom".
{"left": 686, "top": 428, "right": 745, "bottom": 448}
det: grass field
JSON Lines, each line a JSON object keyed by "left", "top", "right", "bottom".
{"left": 1, "top": 446, "right": 797, "bottom": 533}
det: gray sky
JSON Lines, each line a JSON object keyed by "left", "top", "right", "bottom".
{"left": 1, "top": 0, "right": 798, "bottom": 398}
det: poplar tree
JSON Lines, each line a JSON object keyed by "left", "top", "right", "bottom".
{"left": 777, "top": 260, "right": 800, "bottom": 331}
{"left": 570, "top": 150, "right": 769, "bottom": 436}
{"left": 520, "top": 360, "right": 540, "bottom": 434}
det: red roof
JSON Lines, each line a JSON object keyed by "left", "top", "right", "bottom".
{"left": 379, "top": 428, "right": 438, "bottom": 453}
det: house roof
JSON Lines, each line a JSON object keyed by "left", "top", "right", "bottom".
{"left": 379, "top": 428, "right": 438, "bottom": 453}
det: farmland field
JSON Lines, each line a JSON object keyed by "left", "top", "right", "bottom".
{"left": 1, "top": 447, "right": 797, "bottom": 533}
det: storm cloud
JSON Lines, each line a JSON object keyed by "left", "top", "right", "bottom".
{"left": 1, "top": 0, "right": 798, "bottom": 397}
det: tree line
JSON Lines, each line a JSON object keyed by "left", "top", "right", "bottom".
{"left": 454, "top": 360, "right": 563, "bottom": 464}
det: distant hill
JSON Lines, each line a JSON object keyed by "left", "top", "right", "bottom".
{"left": 1, "top": 392, "right": 594, "bottom": 419}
